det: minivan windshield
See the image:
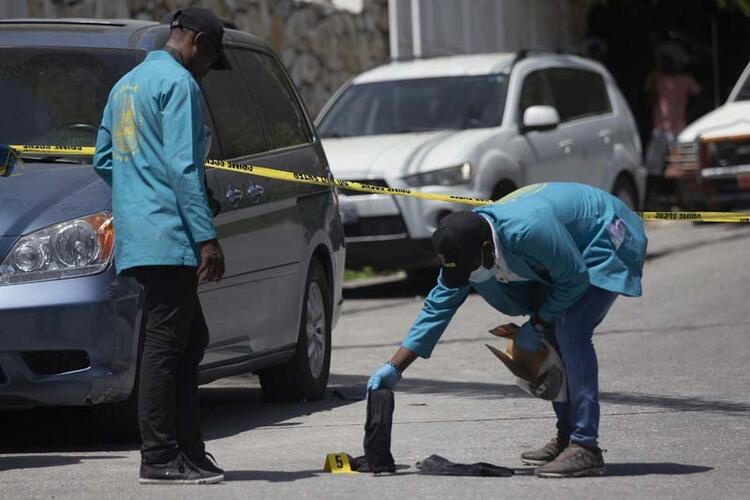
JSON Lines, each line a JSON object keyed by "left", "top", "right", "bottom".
{"left": 317, "top": 74, "right": 509, "bottom": 138}
{"left": 0, "top": 47, "right": 143, "bottom": 147}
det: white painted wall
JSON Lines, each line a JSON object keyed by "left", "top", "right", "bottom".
{"left": 0, "top": 0, "right": 28, "bottom": 18}
{"left": 390, "top": 0, "right": 583, "bottom": 59}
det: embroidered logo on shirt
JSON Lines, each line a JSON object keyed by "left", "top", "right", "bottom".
{"left": 113, "top": 83, "right": 140, "bottom": 159}
{"left": 606, "top": 218, "right": 626, "bottom": 250}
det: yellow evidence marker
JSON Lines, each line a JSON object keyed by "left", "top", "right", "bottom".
{"left": 323, "top": 453, "right": 357, "bottom": 474}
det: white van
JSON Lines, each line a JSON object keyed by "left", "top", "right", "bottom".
{"left": 316, "top": 51, "right": 646, "bottom": 271}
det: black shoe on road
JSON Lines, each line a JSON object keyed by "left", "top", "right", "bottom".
{"left": 187, "top": 451, "right": 224, "bottom": 475}
{"left": 139, "top": 452, "right": 224, "bottom": 484}
{"left": 521, "top": 434, "right": 569, "bottom": 466}
{"left": 534, "top": 442, "right": 606, "bottom": 478}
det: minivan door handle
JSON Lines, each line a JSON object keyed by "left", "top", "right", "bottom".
{"left": 225, "top": 186, "right": 244, "bottom": 206}
{"left": 558, "top": 139, "right": 574, "bottom": 155}
{"left": 598, "top": 129, "right": 612, "bottom": 144}
{"left": 247, "top": 181, "right": 265, "bottom": 204}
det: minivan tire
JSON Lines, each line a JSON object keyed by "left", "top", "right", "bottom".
{"left": 259, "top": 259, "right": 332, "bottom": 402}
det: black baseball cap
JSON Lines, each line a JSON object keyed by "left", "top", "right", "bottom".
{"left": 167, "top": 7, "right": 230, "bottom": 70}
{"left": 432, "top": 211, "right": 491, "bottom": 288}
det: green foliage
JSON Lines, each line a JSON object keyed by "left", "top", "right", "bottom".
{"left": 715, "top": 0, "right": 750, "bottom": 15}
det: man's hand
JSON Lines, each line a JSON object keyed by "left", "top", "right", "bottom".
{"left": 515, "top": 321, "right": 543, "bottom": 351}
{"left": 489, "top": 323, "right": 520, "bottom": 339}
{"left": 366, "top": 362, "right": 400, "bottom": 394}
{"left": 197, "top": 238, "right": 225, "bottom": 282}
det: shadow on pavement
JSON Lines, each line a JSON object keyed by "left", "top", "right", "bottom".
{"left": 334, "top": 318, "right": 750, "bottom": 352}
{"left": 0, "top": 406, "right": 125, "bottom": 453}
{"left": 199, "top": 380, "right": 362, "bottom": 442}
{"left": 0, "top": 454, "right": 125, "bottom": 472}
{"left": 647, "top": 225, "right": 750, "bottom": 261}
{"left": 606, "top": 462, "right": 713, "bottom": 476}
{"left": 224, "top": 469, "right": 322, "bottom": 482}
{"left": 325, "top": 374, "right": 750, "bottom": 418}
{"left": 344, "top": 278, "right": 433, "bottom": 300}
{"left": 0, "top": 376, "right": 362, "bottom": 453}
{"left": 1, "top": 372, "right": 745, "bottom": 454}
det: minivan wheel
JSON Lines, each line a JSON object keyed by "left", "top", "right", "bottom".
{"left": 613, "top": 176, "right": 638, "bottom": 211}
{"left": 259, "top": 260, "right": 332, "bottom": 402}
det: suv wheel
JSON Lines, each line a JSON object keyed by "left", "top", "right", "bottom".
{"left": 613, "top": 176, "right": 638, "bottom": 210}
{"left": 259, "top": 259, "right": 332, "bottom": 402}
{"left": 492, "top": 180, "right": 516, "bottom": 201}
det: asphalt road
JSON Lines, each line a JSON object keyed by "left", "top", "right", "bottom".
{"left": 1, "top": 221, "right": 749, "bottom": 499}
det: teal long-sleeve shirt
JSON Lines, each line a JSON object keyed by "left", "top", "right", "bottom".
{"left": 93, "top": 50, "right": 216, "bottom": 273}
{"left": 402, "top": 275, "right": 541, "bottom": 358}
{"left": 402, "top": 182, "right": 647, "bottom": 358}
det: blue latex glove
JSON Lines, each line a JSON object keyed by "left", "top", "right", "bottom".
{"left": 515, "top": 321, "right": 543, "bottom": 352}
{"left": 366, "top": 362, "right": 400, "bottom": 394}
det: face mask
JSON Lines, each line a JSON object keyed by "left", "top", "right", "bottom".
{"left": 468, "top": 264, "right": 496, "bottom": 283}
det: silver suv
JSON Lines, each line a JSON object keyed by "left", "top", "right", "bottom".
{"left": 317, "top": 51, "right": 646, "bottom": 272}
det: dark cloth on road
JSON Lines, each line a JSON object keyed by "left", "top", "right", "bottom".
{"left": 363, "top": 388, "right": 396, "bottom": 473}
{"left": 416, "top": 455, "right": 513, "bottom": 477}
{"left": 130, "top": 265, "right": 209, "bottom": 464}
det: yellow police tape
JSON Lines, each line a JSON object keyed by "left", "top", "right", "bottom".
{"left": 10, "top": 144, "right": 750, "bottom": 223}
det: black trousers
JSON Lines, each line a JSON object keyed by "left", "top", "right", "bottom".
{"left": 131, "top": 266, "right": 209, "bottom": 464}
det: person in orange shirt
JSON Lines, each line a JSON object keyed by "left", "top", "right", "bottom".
{"left": 644, "top": 44, "right": 701, "bottom": 178}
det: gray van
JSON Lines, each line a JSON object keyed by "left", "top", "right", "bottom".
{"left": 0, "top": 19, "right": 345, "bottom": 434}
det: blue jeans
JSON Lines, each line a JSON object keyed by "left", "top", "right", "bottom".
{"left": 550, "top": 286, "right": 617, "bottom": 448}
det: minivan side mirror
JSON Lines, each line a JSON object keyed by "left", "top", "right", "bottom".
{"left": 521, "top": 105, "right": 560, "bottom": 133}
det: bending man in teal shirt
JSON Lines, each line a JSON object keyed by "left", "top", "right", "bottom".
{"left": 94, "top": 8, "right": 230, "bottom": 485}
{"left": 367, "top": 182, "right": 647, "bottom": 478}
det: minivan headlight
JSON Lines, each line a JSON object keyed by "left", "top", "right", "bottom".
{"left": 0, "top": 212, "right": 113, "bottom": 286}
{"left": 403, "top": 163, "right": 473, "bottom": 187}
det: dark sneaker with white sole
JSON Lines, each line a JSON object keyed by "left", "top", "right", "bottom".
{"left": 521, "top": 434, "right": 569, "bottom": 465}
{"left": 139, "top": 452, "right": 224, "bottom": 484}
{"left": 535, "top": 442, "right": 606, "bottom": 478}
{"left": 186, "top": 451, "right": 224, "bottom": 476}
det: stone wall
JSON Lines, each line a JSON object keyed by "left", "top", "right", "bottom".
{"left": 3, "top": 0, "right": 390, "bottom": 117}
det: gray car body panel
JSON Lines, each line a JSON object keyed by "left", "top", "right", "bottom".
{"left": 0, "top": 19, "right": 344, "bottom": 408}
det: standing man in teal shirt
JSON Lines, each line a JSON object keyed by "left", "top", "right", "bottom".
{"left": 367, "top": 183, "right": 647, "bottom": 478}
{"left": 94, "top": 8, "right": 229, "bottom": 485}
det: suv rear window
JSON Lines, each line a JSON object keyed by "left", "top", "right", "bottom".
{"left": 546, "top": 68, "right": 611, "bottom": 122}
{"left": 0, "top": 47, "right": 142, "bottom": 146}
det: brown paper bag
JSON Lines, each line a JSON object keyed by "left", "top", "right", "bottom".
{"left": 486, "top": 323, "right": 549, "bottom": 383}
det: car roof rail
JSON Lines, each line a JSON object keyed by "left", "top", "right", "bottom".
{"left": 0, "top": 19, "right": 126, "bottom": 27}
{"left": 510, "top": 48, "right": 569, "bottom": 71}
